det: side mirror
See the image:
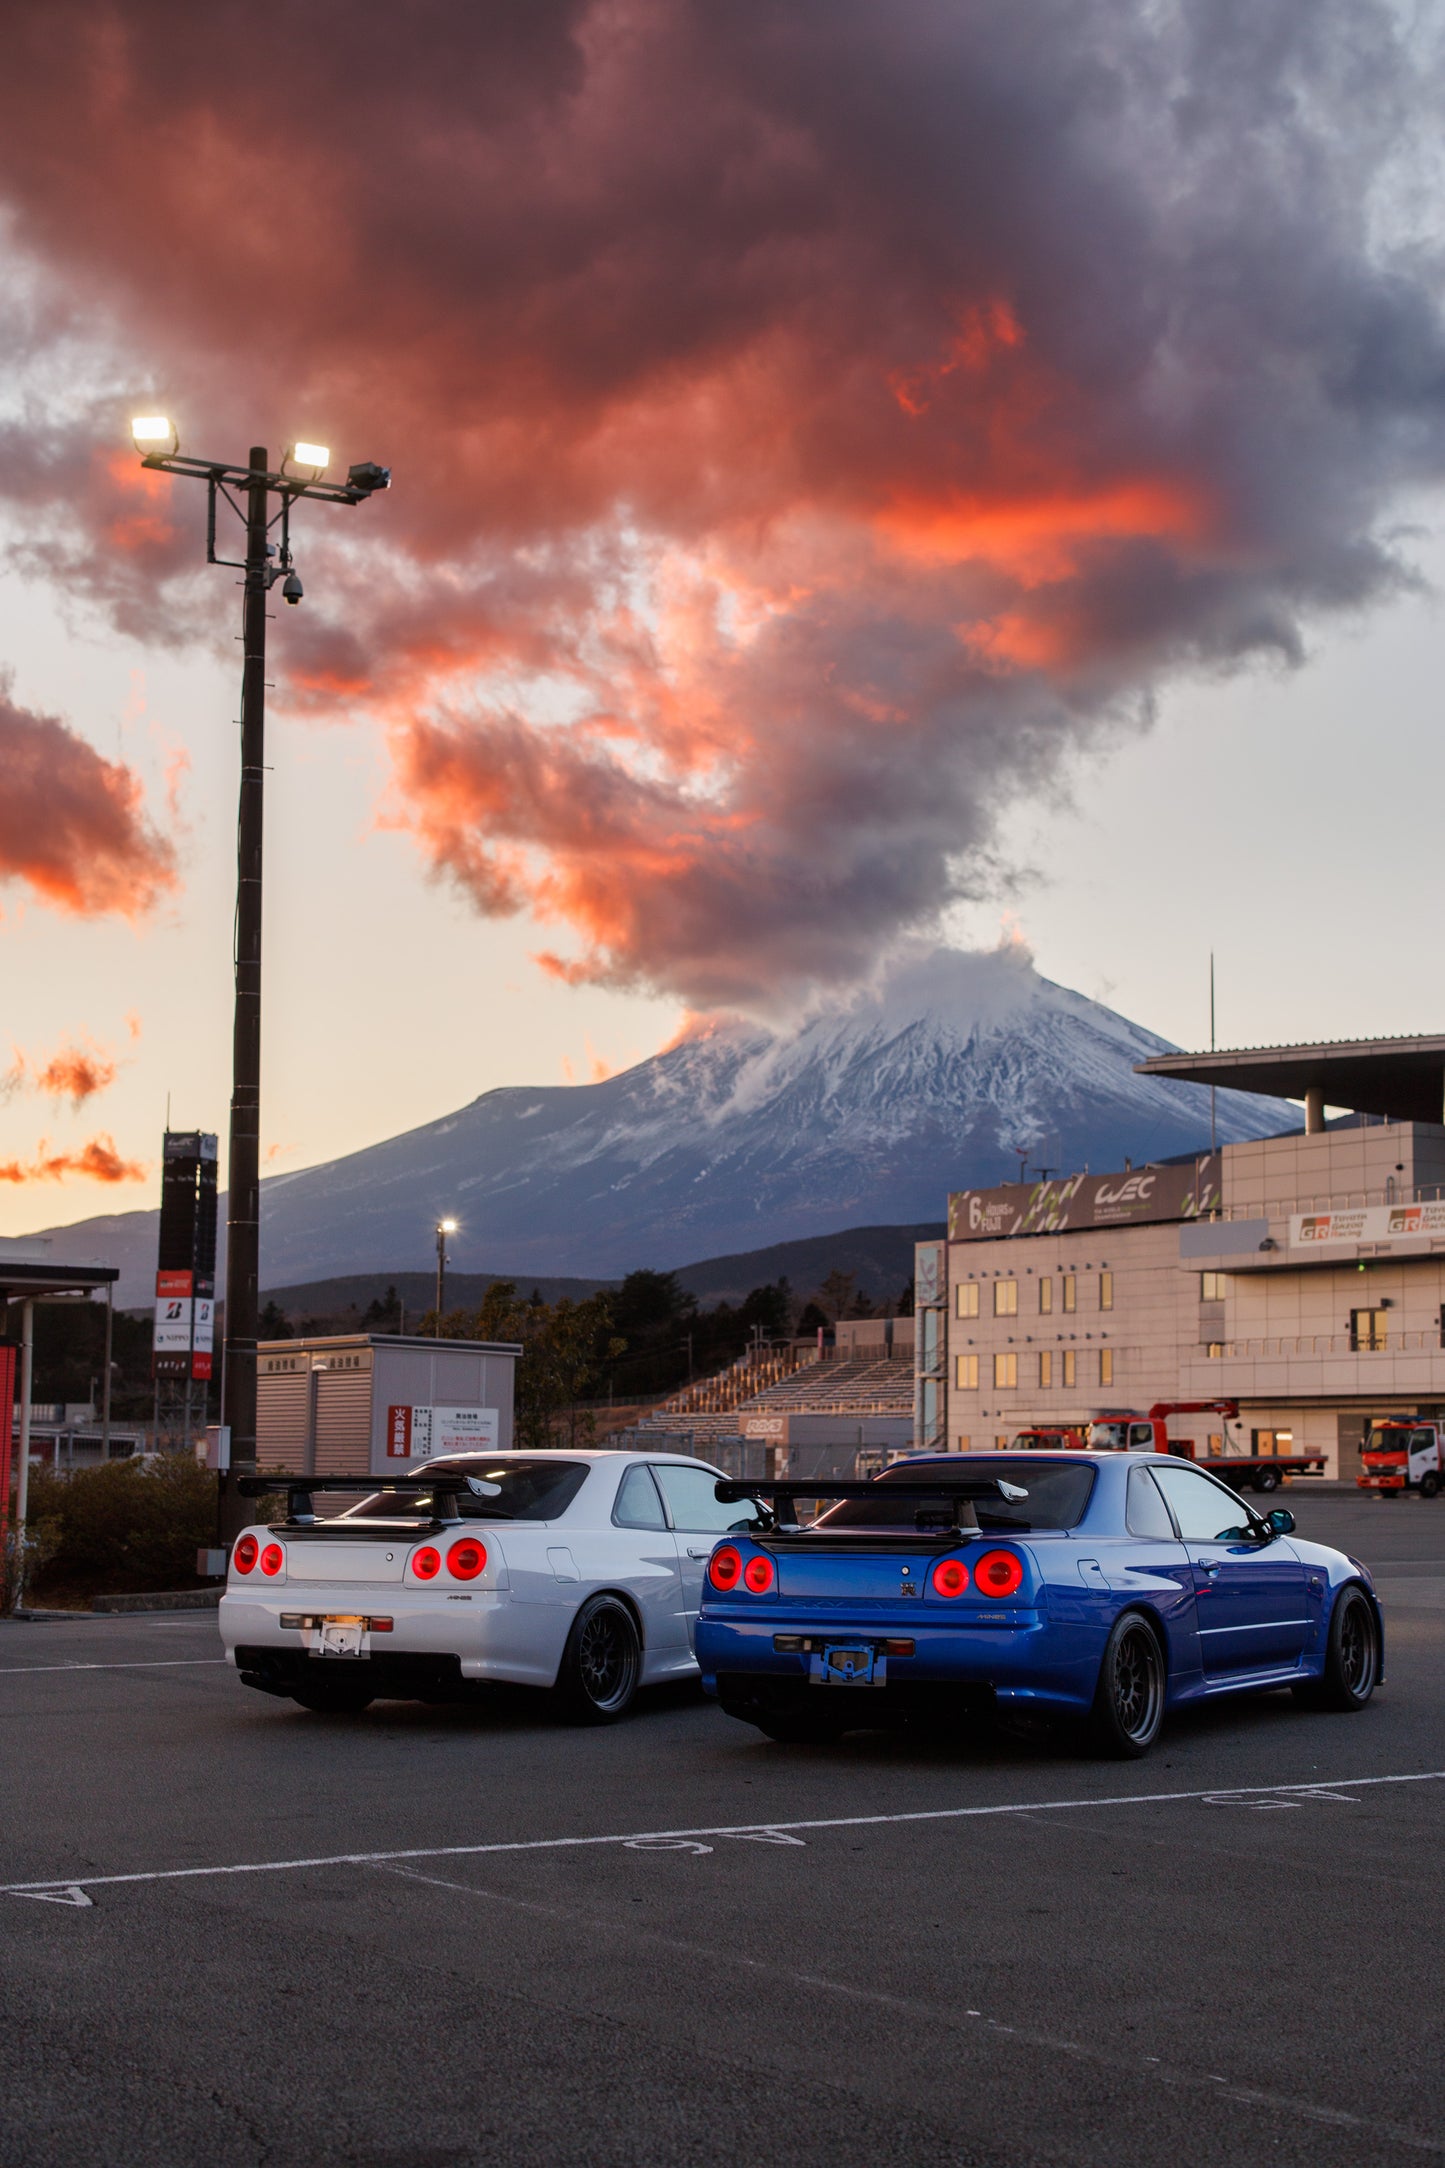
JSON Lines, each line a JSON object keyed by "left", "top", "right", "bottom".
{"left": 1266, "top": 1507, "right": 1296, "bottom": 1537}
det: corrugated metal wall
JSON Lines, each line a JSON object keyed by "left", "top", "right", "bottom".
{"left": 257, "top": 1356, "right": 310, "bottom": 1473}
{"left": 314, "top": 1366, "right": 373, "bottom": 1475}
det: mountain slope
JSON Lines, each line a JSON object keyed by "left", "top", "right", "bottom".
{"left": 14, "top": 947, "right": 1296, "bottom": 1303}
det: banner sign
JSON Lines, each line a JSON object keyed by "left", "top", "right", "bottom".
{"left": 948, "top": 1157, "right": 1222, "bottom": 1243}
{"left": 1290, "top": 1200, "right": 1445, "bottom": 1248}
{"left": 386, "top": 1404, "right": 499, "bottom": 1459}
{"left": 153, "top": 1270, "right": 214, "bottom": 1379}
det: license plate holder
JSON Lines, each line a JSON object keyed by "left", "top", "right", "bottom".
{"left": 317, "top": 1618, "right": 366, "bottom": 1659}
{"left": 810, "top": 1643, "right": 880, "bottom": 1688}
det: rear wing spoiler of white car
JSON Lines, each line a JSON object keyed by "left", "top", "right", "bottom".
{"left": 712, "top": 1474, "right": 1021, "bottom": 1535}
{"left": 235, "top": 1471, "right": 496, "bottom": 1528}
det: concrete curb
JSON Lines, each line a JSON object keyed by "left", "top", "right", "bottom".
{"left": 91, "top": 1589, "right": 224, "bottom": 1614}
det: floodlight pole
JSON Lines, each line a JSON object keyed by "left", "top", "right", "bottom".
{"left": 226, "top": 448, "right": 270, "bottom": 1511}
{"left": 133, "top": 432, "right": 390, "bottom": 1538}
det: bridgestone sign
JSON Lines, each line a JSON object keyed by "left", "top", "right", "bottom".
{"left": 948, "top": 1157, "right": 1222, "bottom": 1243}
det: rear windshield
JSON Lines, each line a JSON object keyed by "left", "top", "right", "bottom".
{"left": 343, "top": 1459, "right": 589, "bottom": 1522}
{"left": 818, "top": 1459, "right": 1095, "bottom": 1533}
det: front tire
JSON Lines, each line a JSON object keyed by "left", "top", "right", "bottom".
{"left": 555, "top": 1594, "right": 641, "bottom": 1724}
{"left": 1420, "top": 1473, "right": 1440, "bottom": 1499}
{"left": 1292, "top": 1585, "right": 1379, "bottom": 1712}
{"left": 1087, "top": 1614, "right": 1165, "bottom": 1758}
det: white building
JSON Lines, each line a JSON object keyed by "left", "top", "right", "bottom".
{"left": 914, "top": 1035, "right": 1445, "bottom": 1480}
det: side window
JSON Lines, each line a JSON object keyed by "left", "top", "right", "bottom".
{"left": 613, "top": 1464, "right": 667, "bottom": 1530}
{"left": 1128, "top": 1422, "right": 1155, "bottom": 1450}
{"left": 1151, "top": 1463, "right": 1255, "bottom": 1543}
{"left": 653, "top": 1463, "right": 746, "bottom": 1533}
{"left": 1127, "top": 1466, "right": 1176, "bottom": 1540}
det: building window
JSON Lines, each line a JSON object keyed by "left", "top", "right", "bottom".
{"left": 956, "top": 1435, "right": 971, "bottom": 1452}
{"left": 1205, "top": 1342, "right": 1224, "bottom": 1359}
{"left": 993, "top": 1279, "right": 1018, "bottom": 1317}
{"left": 1253, "top": 1428, "right": 1295, "bottom": 1458}
{"left": 1039, "top": 1277, "right": 1053, "bottom": 1314}
{"left": 993, "top": 1351, "right": 1018, "bottom": 1388}
{"left": 1099, "top": 1272, "right": 1113, "bottom": 1312}
{"left": 1062, "top": 1348, "right": 1076, "bottom": 1388}
{"left": 1039, "top": 1349, "right": 1052, "bottom": 1389}
{"left": 1201, "top": 1271, "right": 1228, "bottom": 1302}
{"left": 995, "top": 1434, "right": 1010, "bottom": 1448}
{"left": 1350, "top": 1309, "right": 1388, "bottom": 1352}
{"left": 1207, "top": 1432, "right": 1224, "bottom": 1453}
{"left": 956, "top": 1354, "right": 979, "bottom": 1390}
{"left": 1061, "top": 1275, "right": 1077, "bottom": 1314}
{"left": 956, "top": 1282, "right": 980, "bottom": 1319}
{"left": 1100, "top": 1348, "right": 1114, "bottom": 1386}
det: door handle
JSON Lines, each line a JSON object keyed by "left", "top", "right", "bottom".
{"left": 687, "top": 1548, "right": 714, "bottom": 1560}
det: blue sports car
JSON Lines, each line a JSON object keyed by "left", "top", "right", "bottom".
{"left": 696, "top": 1452, "right": 1382, "bottom": 1755}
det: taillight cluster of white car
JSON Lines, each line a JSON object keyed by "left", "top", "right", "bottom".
{"left": 231, "top": 1535, "right": 489, "bottom": 1583}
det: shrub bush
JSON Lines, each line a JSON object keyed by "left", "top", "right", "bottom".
{"left": 26, "top": 1456, "right": 219, "bottom": 1600}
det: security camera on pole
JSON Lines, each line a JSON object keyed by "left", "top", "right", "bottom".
{"left": 130, "top": 421, "right": 391, "bottom": 1536}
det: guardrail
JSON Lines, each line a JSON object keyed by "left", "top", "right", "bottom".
{"left": 1202, "top": 1330, "right": 1443, "bottom": 1358}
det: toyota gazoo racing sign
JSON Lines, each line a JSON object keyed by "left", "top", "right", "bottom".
{"left": 948, "top": 1157, "right": 1222, "bottom": 1242}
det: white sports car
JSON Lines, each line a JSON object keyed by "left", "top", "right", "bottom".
{"left": 218, "top": 1450, "right": 753, "bottom": 1721}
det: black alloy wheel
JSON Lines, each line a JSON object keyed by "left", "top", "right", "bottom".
{"left": 557, "top": 1594, "right": 641, "bottom": 1724}
{"left": 1293, "top": 1585, "right": 1380, "bottom": 1712}
{"left": 1088, "top": 1613, "right": 1165, "bottom": 1758}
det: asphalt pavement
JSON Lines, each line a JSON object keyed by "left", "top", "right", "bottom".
{"left": 2, "top": 1490, "right": 1442, "bottom": 2168}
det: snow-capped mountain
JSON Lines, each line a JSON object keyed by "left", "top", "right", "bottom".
{"left": 18, "top": 947, "right": 1295, "bottom": 1304}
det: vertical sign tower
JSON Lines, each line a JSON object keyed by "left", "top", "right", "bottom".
{"left": 152, "top": 1131, "right": 219, "bottom": 1453}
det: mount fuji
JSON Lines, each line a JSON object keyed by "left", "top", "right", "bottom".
{"left": 18, "top": 947, "right": 1297, "bottom": 1306}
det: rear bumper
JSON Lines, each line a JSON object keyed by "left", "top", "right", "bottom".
{"left": 218, "top": 1587, "right": 543, "bottom": 1687}
{"left": 697, "top": 1611, "right": 1097, "bottom": 1722}
{"left": 234, "top": 1644, "right": 470, "bottom": 1702}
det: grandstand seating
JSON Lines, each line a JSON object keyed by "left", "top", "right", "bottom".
{"left": 635, "top": 1345, "right": 913, "bottom": 1438}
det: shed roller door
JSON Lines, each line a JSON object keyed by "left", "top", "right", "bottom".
{"left": 314, "top": 1370, "right": 373, "bottom": 1476}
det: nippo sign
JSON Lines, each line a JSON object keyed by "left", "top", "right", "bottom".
{"left": 949, "top": 1157, "right": 1221, "bottom": 1243}
{"left": 386, "top": 1404, "right": 499, "bottom": 1459}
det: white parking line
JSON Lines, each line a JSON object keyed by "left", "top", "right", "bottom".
{"left": 0, "top": 1660, "right": 227, "bottom": 1676}
{"left": 4, "top": 1767, "right": 1441, "bottom": 1901}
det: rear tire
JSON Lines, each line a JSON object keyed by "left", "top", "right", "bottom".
{"left": 555, "top": 1594, "right": 640, "bottom": 1724}
{"left": 1254, "top": 1467, "right": 1281, "bottom": 1493}
{"left": 1292, "top": 1586, "right": 1379, "bottom": 1712}
{"left": 291, "top": 1681, "right": 374, "bottom": 1715}
{"left": 1087, "top": 1614, "right": 1165, "bottom": 1758}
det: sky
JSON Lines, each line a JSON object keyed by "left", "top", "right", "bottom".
{"left": 3, "top": 0, "right": 1445, "bottom": 1242}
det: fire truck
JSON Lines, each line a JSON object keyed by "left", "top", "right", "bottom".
{"left": 1083, "top": 1401, "right": 1326, "bottom": 1492}
{"left": 1357, "top": 1420, "right": 1443, "bottom": 1498}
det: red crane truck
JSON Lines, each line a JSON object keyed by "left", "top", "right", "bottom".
{"left": 1357, "top": 1419, "right": 1443, "bottom": 1498}
{"left": 1085, "top": 1401, "right": 1326, "bottom": 1492}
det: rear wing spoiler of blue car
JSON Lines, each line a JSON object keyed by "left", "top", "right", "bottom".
{"left": 713, "top": 1474, "right": 1020, "bottom": 1534}
{"left": 235, "top": 1471, "right": 496, "bottom": 1528}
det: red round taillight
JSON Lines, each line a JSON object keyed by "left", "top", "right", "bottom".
{"left": 233, "top": 1533, "right": 259, "bottom": 1575}
{"left": 742, "top": 1554, "right": 775, "bottom": 1594}
{"left": 412, "top": 1546, "right": 442, "bottom": 1581}
{"left": 931, "top": 1557, "right": 970, "bottom": 1598}
{"left": 708, "top": 1545, "right": 742, "bottom": 1591}
{"left": 447, "top": 1538, "right": 487, "bottom": 1581}
{"left": 259, "top": 1543, "right": 284, "bottom": 1578}
{"left": 974, "top": 1549, "right": 1024, "bottom": 1599}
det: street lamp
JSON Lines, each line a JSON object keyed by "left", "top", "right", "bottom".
{"left": 131, "top": 418, "right": 390, "bottom": 1535}
{"left": 435, "top": 1220, "right": 458, "bottom": 1334}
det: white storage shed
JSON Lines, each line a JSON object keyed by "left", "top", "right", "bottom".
{"left": 257, "top": 1333, "right": 521, "bottom": 1478}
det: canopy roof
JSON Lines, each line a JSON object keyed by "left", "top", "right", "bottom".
{"left": 1136, "top": 1035, "right": 1445, "bottom": 1125}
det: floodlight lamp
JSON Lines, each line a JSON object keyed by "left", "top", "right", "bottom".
{"left": 439, "top": 1218, "right": 458, "bottom": 1234}
{"left": 287, "top": 440, "right": 330, "bottom": 475}
{"left": 346, "top": 459, "right": 391, "bottom": 496}
{"left": 131, "top": 415, "right": 177, "bottom": 452}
